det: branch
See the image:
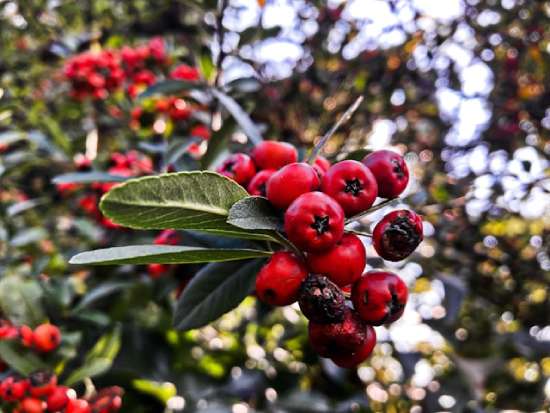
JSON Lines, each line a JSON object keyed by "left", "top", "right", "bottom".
{"left": 345, "top": 198, "right": 399, "bottom": 225}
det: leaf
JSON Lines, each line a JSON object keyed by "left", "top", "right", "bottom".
{"left": 99, "top": 171, "right": 277, "bottom": 241}
{"left": 69, "top": 245, "right": 272, "bottom": 266}
{"left": 199, "top": 46, "right": 216, "bottom": 82}
{"left": 173, "top": 259, "right": 265, "bottom": 330}
{"left": 0, "top": 277, "right": 45, "bottom": 327}
{"left": 9, "top": 228, "right": 47, "bottom": 247}
{"left": 201, "top": 120, "right": 235, "bottom": 170}
{"left": 73, "top": 281, "right": 134, "bottom": 311}
{"left": 138, "top": 80, "right": 203, "bottom": 99}
{"left": 344, "top": 149, "right": 370, "bottom": 161}
{"left": 52, "top": 172, "right": 128, "bottom": 185}
{"left": 211, "top": 89, "right": 263, "bottom": 145}
{"left": 133, "top": 379, "right": 177, "bottom": 404}
{"left": 0, "top": 341, "right": 48, "bottom": 375}
{"left": 6, "top": 198, "right": 46, "bottom": 217}
{"left": 64, "top": 326, "right": 122, "bottom": 386}
{"left": 227, "top": 196, "right": 282, "bottom": 231}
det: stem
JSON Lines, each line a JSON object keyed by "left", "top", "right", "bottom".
{"left": 307, "top": 96, "right": 364, "bottom": 164}
{"left": 345, "top": 229, "right": 372, "bottom": 238}
{"left": 83, "top": 377, "right": 96, "bottom": 399}
{"left": 213, "top": 0, "right": 229, "bottom": 89}
{"left": 344, "top": 198, "right": 399, "bottom": 224}
{"left": 272, "top": 232, "right": 305, "bottom": 260}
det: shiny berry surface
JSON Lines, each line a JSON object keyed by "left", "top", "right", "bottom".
{"left": 251, "top": 141, "right": 298, "bottom": 170}
{"left": 321, "top": 160, "right": 378, "bottom": 216}
{"left": 351, "top": 271, "right": 408, "bottom": 325}
{"left": 331, "top": 325, "right": 376, "bottom": 368}
{"left": 313, "top": 156, "right": 331, "bottom": 177}
{"left": 373, "top": 209, "right": 423, "bottom": 261}
{"left": 362, "top": 150, "right": 409, "bottom": 199}
{"left": 32, "top": 324, "right": 61, "bottom": 353}
{"left": 284, "top": 192, "right": 344, "bottom": 252}
{"left": 247, "top": 169, "right": 275, "bottom": 197}
{"left": 306, "top": 233, "right": 366, "bottom": 287}
{"left": 216, "top": 153, "right": 256, "bottom": 186}
{"left": 266, "top": 163, "right": 320, "bottom": 209}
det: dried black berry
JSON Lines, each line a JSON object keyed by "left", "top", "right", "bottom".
{"left": 299, "top": 274, "right": 346, "bottom": 324}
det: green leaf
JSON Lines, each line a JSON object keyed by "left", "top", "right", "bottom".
{"left": 138, "top": 80, "right": 203, "bottom": 99}
{"left": 73, "top": 281, "right": 134, "bottom": 311}
{"left": 199, "top": 46, "right": 216, "bottom": 82}
{"left": 69, "top": 245, "right": 272, "bottom": 266}
{"left": 174, "top": 259, "right": 265, "bottom": 331}
{"left": 344, "top": 149, "right": 370, "bottom": 162}
{"left": 0, "top": 341, "right": 48, "bottom": 375}
{"left": 227, "top": 196, "right": 282, "bottom": 231}
{"left": 9, "top": 228, "right": 47, "bottom": 247}
{"left": 64, "top": 326, "right": 122, "bottom": 386}
{"left": 99, "top": 171, "right": 276, "bottom": 240}
{"left": 133, "top": 379, "right": 177, "bottom": 404}
{"left": 0, "top": 277, "right": 45, "bottom": 327}
{"left": 211, "top": 89, "right": 263, "bottom": 144}
{"left": 201, "top": 120, "right": 235, "bottom": 170}
{"left": 52, "top": 172, "right": 128, "bottom": 185}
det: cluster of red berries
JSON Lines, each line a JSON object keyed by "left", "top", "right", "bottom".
{"left": 0, "top": 371, "right": 122, "bottom": 413}
{"left": 0, "top": 321, "right": 61, "bottom": 354}
{"left": 64, "top": 37, "right": 199, "bottom": 101}
{"left": 218, "top": 143, "right": 423, "bottom": 367}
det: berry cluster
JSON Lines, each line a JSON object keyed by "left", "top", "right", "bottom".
{"left": 218, "top": 143, "right": 423, "bottom": 367}
{"left": 0, "top": 371, "right": 122, "bottom": 413}
{"left": 0, "top": 321, "right": 61, "bottom": 354}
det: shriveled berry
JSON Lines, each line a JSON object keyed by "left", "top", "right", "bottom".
{"left": 247, "top": 169, "right": 275, "bottom": 197}
{"left": 373, "top": 209, "right": 423, "bottom": 261}
{"left": 255, "top": 252, "right": 308, "bottom": 306}
{"left": 46, "top": 386, "right": 69, "bottom": 412}
{"left": 321, "top": 160, "right": 378, "bottom": 216}
{"left": 351, "top": 271, "right": 408, "bottom": 325}
{"left": 251, "top": 141, "right": 298, "bottom": 170}
{"left": 284, "top": 192, "right": 344, "bottom": 252}
{"left": 29, "top": 372, "right": 57, "bottom": 398}
{"left": 216, "top": 153, "right": 256, "bottom": 186}
{"left": 308, "top": 309, "right": 370, "bottom": 361}
{"left": 362, "top": 150, "right": 409, "bottom": 199}
{"left": 306, "top": 233, "right": 366, "bottom": 287}
{"left": 331, "top": 325, "right": 376, "bottom": 368}
{"left": 298, "top": 274, "right": 346, "bottom": 323}
{"left": 20, "top": 398, "right": 45, "bottom": 413}
{"left": 32, "top": 324, "right": 61, "bottom": 353}
{"left": 266, "top": 163, "right": 320, "bottom": 209}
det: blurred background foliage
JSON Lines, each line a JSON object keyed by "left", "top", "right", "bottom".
{"left": 0, "top": 0, "right": 549, "bottom": 412}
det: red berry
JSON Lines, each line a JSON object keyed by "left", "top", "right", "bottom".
{"left": 331, "top": 325, "right": 376, "bottom": 368}
{"left": 308, "top": 309, "right": 374, "bottom": 367}
{"left": 88, "top": 386, "right": 123, "bottom": 413}
{"left": 216, "top": 153, "right": 256, "bottom": 186}
{"left": 373, "top": 209, "right": 423, "bottom": 261}
{"left": 29, "top": 372, "right": 57, "bottom": 398}
{"left": 153, "top": 229, "right": 181, "bottom": 246}
{"left": 0, "top": 376, "right": 30, "bottom": 401}
{"left": 321, "top": 160, "right": 378, "bottom": 216}
{"left": 247, "top": 170, "right": 275, "bottom": 197}
{"left": 20, "top": 398, "right": 44, "bottom": 413}
{"left": 65, "top": 399, "right": 91, "bottom": 413}
{"left": 313, "top": 156, "right": 331, "bottom": 177}
{"left": 351, "top": 271, "right": 408, "bottom": 325}
{"left": 32, "top": 324, "right": 61, "bottom": 353}
{"left": 255, "top": 252, "right": 308, "bottom": 306}
{"left": 46, "top": 386, "right": 69, "bottom": 412}
{"left": 251, "top": 141, "right": 298, "bottom": 170}
{"left": 284, "top": 192, "right": 344, "bottom": 252}
{"left": 19, "top": 325, "right": 34, "bottom": 347}
{"left": 298, "top": 274, "right": 346, "bottom": 323}
{"left": 306, "top": 233, "right": 366, "bottom": 287}
{"left": 362, "top": 150, "right": 409, "bottom": 199}
{"left": 147, "top": 263, "right": 170, "bottom": 279}
{"left": 266, "top": 163, "right": 320, "bottom": 209}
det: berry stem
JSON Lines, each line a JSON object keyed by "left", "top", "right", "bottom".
{"left": 307, "top": 96, "right": 364, "bottom": 164}
{"left": 345, "top": 229, "right": 372, "bottom": 238}
{"left": 271, "top": 232, "right": 306, "bottom": 260}
{"left": 344, "top": 198, "right": 399, "bottom": 225}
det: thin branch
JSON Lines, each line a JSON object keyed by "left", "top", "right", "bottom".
{"left": 345, "top": 229, "right": 372, "bottom": 238}
{"left": 307, "top": 96, "right": 364, "bottom": 164}
{"left": 345, "top": 198, "right": 399, "bottom": 225}
{"left": 213, "top": 0, "right": 229, "bottom": 89}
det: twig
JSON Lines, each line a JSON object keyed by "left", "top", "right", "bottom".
{"left": 213, "top": 0, "right": 229, "bottom": 89}
{"left": 345, "top": 229, "right": 372, "bottom": 238}
{"left": 345, "top": 198, "right": 399, "bottom": 224}
{"left": 307, "top": 96, "right": 364, "bottom": 164}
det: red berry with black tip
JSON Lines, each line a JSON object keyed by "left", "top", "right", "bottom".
{"left": 251, "top": 141, "right": 298, "bottom": 170}
{"left": 65, "top": 399, "right": 91, "bottom": 413}
{"left": 321, "top": 160, "right": 378, "bottom": 216}
{"left": 216, "top": 153, "right": 256, "bottom": 186}
{"left": 362, "top": 150, "right": 409, "bottom": 198}
{"left": 313, "top": 156, "right": 331, "bottom": 177}
{"left": 32, "top": 324, "right": 61, "bottom": 353}
{"left": 351, "top": 271, "right": 408, "bottom": 325}
{"left": 0, "top": 376, "right": 30, "bottom": 401}
{"left": 29, "top": 372, "right": 57, "bottom": 398}
{"left": 298, "top": 274, "right": 346, "bottom": 323}
{"left": 284, "top": 192, "right": 344, "bottom": 252}
{"left": 308, "top": 309, "right": 375, "bottom": 367}
{"left": 306, "top": 233, "right": 366, "bottom": 287}
{"left": 46, "top": 386, "right": 69, "bottom": 412}
{"left": 266, "top": 163, "right": 320, "bottom": 209}
{"left": 255, "top": 252, "right": 308, "bottom": 306}
{"left": 373, "top": 209, "right": 423, "bottom": 261}
{"left": 247, "top": 169, "right": 275, "bottom": 197}
{"left": 331, "top": 325, "right": 376, "bottom": 368}
{"left": 20, "top": 398, "right": 45, "bottom": 413}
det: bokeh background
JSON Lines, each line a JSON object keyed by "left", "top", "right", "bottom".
{"left": 0, "top": 0, "right": 549, "bottom": 411}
